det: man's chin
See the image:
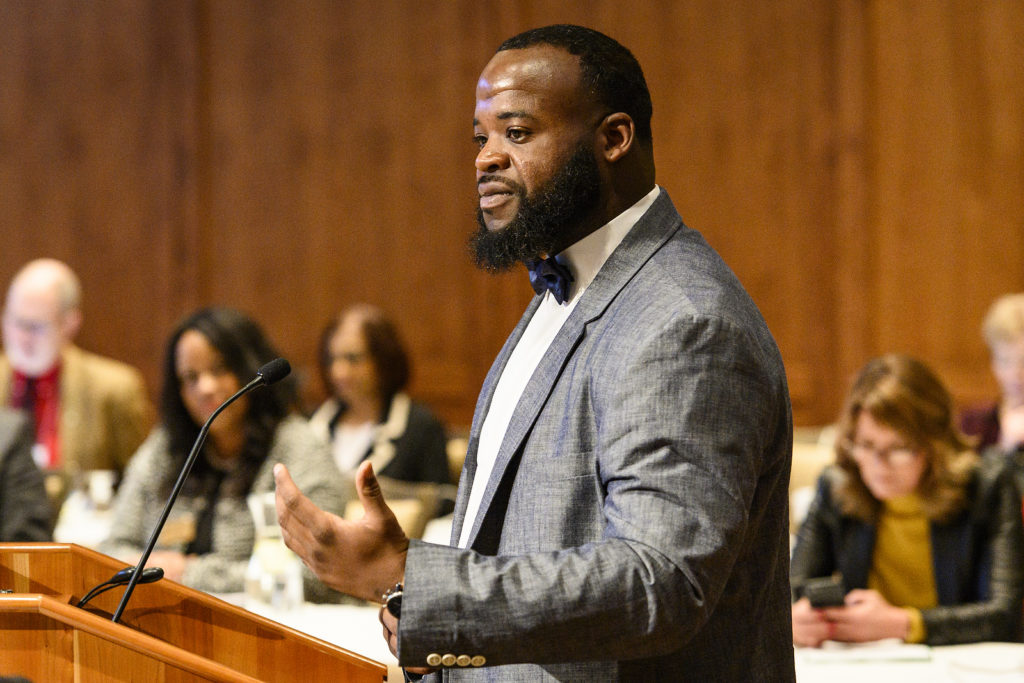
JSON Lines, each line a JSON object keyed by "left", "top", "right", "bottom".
{"left": 480, "top": 210, "right": 513, "bottom": 234}
{"left": 8, "top": 352, "right": 59, "bottom": 378}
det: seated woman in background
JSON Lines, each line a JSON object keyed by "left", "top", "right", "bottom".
{"left": 791, "top": 354, "right": 1023, "bottom": 647}
{"left": 310, "top": 304, "right": 450, "bottom": 499}
{"left": 103, "top": 307, "right": 345, "bottom": 598}
{"left": 960, "top": 293, "right": 1024, "bottom": 453}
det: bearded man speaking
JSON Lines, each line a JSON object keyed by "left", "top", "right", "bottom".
{"left": 275, "top": 24, "right": 795, "bottom": 682}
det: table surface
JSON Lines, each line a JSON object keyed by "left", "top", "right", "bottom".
{"left": 796, "top": 640, "right": 1024, "bottom": 682}
{"left": 57, "top": 495, "right": 1024, "bottom": 681}
{"left": 225, "top": 600, "right": 1024, "bottom": 683}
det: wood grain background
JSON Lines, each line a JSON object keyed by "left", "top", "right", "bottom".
{"left": 1, "top": 1, "right": 1022, "bottom": 430}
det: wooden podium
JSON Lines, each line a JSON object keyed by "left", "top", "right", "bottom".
{"left": 0, "top": 543, "right": 387, "bottom": 682}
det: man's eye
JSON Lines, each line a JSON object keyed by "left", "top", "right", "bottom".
{"left": 507, "top": 128, "right": 527, "bottom": 141}
{"left": 473, "top": 134, "right": 487, "bottom": 148}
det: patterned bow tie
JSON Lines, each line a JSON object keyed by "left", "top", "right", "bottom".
{"left": 525, "top": 256, "right": 574, "bottom": 305}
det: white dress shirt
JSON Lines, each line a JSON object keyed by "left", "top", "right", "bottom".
{"left": 458, "top": 185, "right": 660, "bottom": 548}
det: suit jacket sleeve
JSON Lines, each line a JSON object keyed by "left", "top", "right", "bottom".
{"left": 102, "top": 367, "right": 154, "bottom": 471}
{"left": 0, "top": 411, "right": 52, "bottom": 542}
{"left": 398, "top": 312, "right": 790, "bottom": 667}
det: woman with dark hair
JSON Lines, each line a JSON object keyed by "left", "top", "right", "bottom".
{"left": 103, "top": 307, "right": 345, "bottom": 596}
{"left": 791, "top": 354, "right": 1023, "bottom": 647}
{"left": 310, "top": 304, "right": 449, "bottom": 492}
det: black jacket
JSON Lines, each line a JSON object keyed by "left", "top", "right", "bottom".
{"left": 0, "top": 408, "right": 52, "bottom": 541}
{"left": 791, "top": 456, "right": 1024, "bottom": 645}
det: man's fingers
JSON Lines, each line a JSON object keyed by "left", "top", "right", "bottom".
{"left": 274, "top": 463, "right": 297, "bottom": 504}
{"left": 354, "top": 461, "right": 393, "bottom": 521}
{"left": 379, "top": 606, "right": 400, "bottom": 658}
{"left": 274, "top": 462, "right": 324, "bottom": 540}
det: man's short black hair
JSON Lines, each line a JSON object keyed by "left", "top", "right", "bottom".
{"left": 498, "top": 24, "right": 653, "bottom": 145}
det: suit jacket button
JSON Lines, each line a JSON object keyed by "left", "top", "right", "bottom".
{"left": 441, "top": 653, "right": 457, "bottom": 667}
{"left": 426, "top": 653, "right": 442, "bottom": 667}
{"left": 471, "top": 655, "right": 486, "bottom": 667}
{"left": 456, "top": 655, "right": 471, "bottom": 667}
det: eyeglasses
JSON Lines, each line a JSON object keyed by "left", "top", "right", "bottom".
{"left": 3, "top": 313, "right": 56, "bottom": 337}
{"left": 843, "top": 439, "right": 920, "bottom": 467}
{"left": 330, "top": 351, "right": 368, "bottom": 365}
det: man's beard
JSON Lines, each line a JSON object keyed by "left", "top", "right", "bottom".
{"left": 470, "top": 144, "right": 601, "bottom": 272}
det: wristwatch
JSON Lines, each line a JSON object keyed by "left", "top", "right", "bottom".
{"left": 382, "top": 582, "right": 403, "bottom": 618}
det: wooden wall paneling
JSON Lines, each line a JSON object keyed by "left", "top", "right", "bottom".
{"left": 942, "top": 0, "right": 1024, "bottom": 407}
{"left": 4, "top": 0, "right": 1024, "bottom": 432}
{"left": 200, "top": 0, "right": 360, "bottom": 404}
{"left": 195, "top": 0, "right": 525, "bottom": 427}
{"left": 0, "top": 1, "right": 201, "bottom": 403}
{"left": 833, "top": 0, "right": 874, "bottom": 417}
{"left": 865, "top": 0, "right": 1024, "bottom": 410}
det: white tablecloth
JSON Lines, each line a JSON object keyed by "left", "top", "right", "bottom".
{"left": 796, "top": 641, "right": 1024, "bottom": 682}
{"left": 225, "top": 602, "right": 1024, "bottom": 683}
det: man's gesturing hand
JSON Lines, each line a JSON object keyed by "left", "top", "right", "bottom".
{"left": 274, "top": 460, "right": 409, "bottom": 602}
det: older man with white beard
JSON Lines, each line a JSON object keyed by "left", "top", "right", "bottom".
{"left": 1, "top": 258, "right": 152, "bottom": 517}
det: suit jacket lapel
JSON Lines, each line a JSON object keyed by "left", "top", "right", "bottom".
{"left": 459, "top": 189, "right": 684, "bottom": 550}
{"left": 463, "top": 309, "right": 589, "bottom": 550}
{"left": 449, "top": 295, "right": 544, "bottom": 544}
{"left": 0, "top": 356, "right": 12, "bottom": 405}
{"left": 58, "top": 346, "right": 85, "bottom": 471}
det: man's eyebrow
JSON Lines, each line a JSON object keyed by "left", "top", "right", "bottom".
{"left": 497, "top": 110, "right": 534, "bottom": 121}
{"left": 474, "top": 111, "right": 537, "bottom": 127}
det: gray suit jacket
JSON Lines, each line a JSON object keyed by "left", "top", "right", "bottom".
{"left": 400, "top": 190, "right": 795, "bottom": 681}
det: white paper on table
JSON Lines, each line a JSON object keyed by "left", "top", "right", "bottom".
{"left": 798, "top": 639, "right": 931, "bottom": 663}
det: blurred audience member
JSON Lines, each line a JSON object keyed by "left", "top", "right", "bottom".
{"left": 1, "top": 258, "right": 153, "bottom": 511}
{"left": 310, "top": 305, "right": 450, "bottom": 495}
{"left": 0, "top": 408, "right": 51, "bottom": 541}
{"left": 792, "top": 354, "right": 1023, "bottom": 647}
{"left": 102, "top": 307, "right": 345, "bottom": 598}
{"left": 961, "top": 293, "right": 1024, "bottom": 453}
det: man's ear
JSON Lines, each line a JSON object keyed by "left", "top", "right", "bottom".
{"left": 598, "top": 112, "right": 636, "bottom": 163}
{"left": 60, "top": 308, "right": 82, "bottom": 343}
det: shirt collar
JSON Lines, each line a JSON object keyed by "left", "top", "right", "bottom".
{"left": 556, "top": 185, "right": 660, "bottom": 303}
{"left": 12, "top": 362, "right": 61, "bottom": 387}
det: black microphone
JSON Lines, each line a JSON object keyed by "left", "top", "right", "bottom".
{"left": 111, "top": 358, "right": 291, "bottom": 623}
{"left": 77, "top": 567, "right": 164, "bottom": 608}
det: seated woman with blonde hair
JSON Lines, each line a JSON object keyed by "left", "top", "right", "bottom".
{"left": 792, "top": 354, "right": 1023, "bottom": 647}
{"left": 961, "top": 293, "right": 1024, "bottom": 452}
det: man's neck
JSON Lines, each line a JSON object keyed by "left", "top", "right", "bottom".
{"left": 547, "top": 184, "right": 657, "bottom": 257}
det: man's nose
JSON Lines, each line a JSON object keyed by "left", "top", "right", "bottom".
{"left": 475, "top": 141, "right": 509, "bottom": 173}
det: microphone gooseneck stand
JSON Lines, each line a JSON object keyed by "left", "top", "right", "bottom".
{"left": 110, "top": 358, "right": 290, "bottom": 623}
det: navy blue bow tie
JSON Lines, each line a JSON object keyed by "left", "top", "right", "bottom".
{"left": 525, "top": 256, "right": 574, "bottom": 304}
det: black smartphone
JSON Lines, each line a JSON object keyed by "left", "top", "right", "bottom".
{"left": 802, "top": 576, "right": 846, "bottom": 608}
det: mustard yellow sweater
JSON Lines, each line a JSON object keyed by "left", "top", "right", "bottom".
{"left": 867, "top": 494, "right": 937, "bottom": 643}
